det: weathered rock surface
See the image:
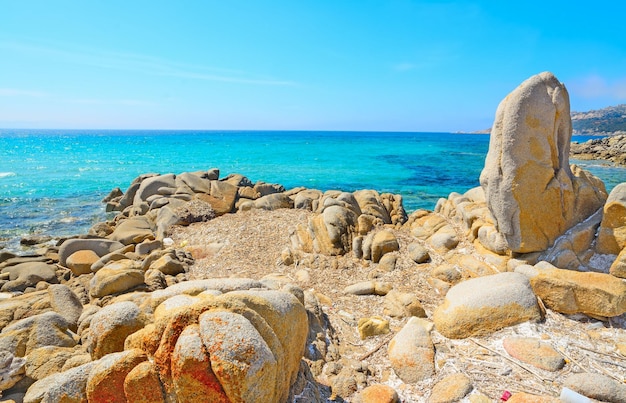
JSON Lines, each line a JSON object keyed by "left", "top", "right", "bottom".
{"left": 358, "top": 384, "right": 400, "bottom": 403}
{"left": 133, "top": 173, "right": 177, "bottom": 205}
{"left": 66, "top": 249, "right": 100, "bottom": 275}
{"left": 0, "top": 311, "right": 76, "bottom": 357}
{"left": 387, "top": 317, "right": 434, "bottom": 383}
{"left": 58, "top": 238, "right": 124, "bottom": 267}
{"left": 23, "top": 361, "right": 97, "bottom": 403}
{"left": 536, "top": 207, "right": 603, "bottom": 271}
{"left": 343, "top": 281, "right": 391, "bottom": 296}
{"left": 428, "top": 373, "right": 473, "bottom": 403}
{"left": 170, "top": 324, "right": 228, "bottom": 402}
{"left": 89, "top": 260, "right": 145, "bottom": 298}
{"left": 25, "top": 346, "right": 76, "bottom": 381}
{"left": 383, "top": 290, "right": 426, "bottom": 318}
{"left": 480, "top": 72, "right": 607, "bottom": 253}
{"left": 0, "top": 351, "right": 26, "bottom": 391}
{"left": 597, "top": 183, "right": 626, "bottom": 255}
{"left": 407, "top": 241, "right": 430, "bottom": 263}
{"left": 433, "top": 272, "right": 541, "bottom": 338}
{"left": 306, "top": 205, "right": 358, "bottom": 256}
{"left": 564, "top": 372, "right": 626, "bottom": 403}
{"left": 86, "top": 349, "right": 148, "bottom": 403}
{"left": 611, "top": 248, "right": 626, "bottom": 278}
{"left": 293, "top": 190, "right": 406, "bottom": 256}
{"left": 47, "top": 284, "right": 83, "bottom": 332}
{"left": 502, "top": 337, "right": 565, "bottom": 371}
{"left": 370, "top": 230, "right": 399, "bottom": 263}
{"left": 143, "top": 287, "right": 308, "bottom": 402}
{"left": 109, "top": 216, "right": 155, "bottom": 245}
{"left": 123, "top": 360, "right": 166, "bottom": 402}
{"left": 517, "top": 261, "right": 626, "bottom": 317}
{"left": 89, "top": 301, "right": 147, "bottom": 359}
{"left": 0, "top": 262, "right": 57, "bottom": 292}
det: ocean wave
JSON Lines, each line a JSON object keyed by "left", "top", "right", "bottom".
{"left": 0, "top": 172, "right": 16, "bottom": 178}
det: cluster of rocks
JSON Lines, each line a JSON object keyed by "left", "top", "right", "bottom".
{"left": 571, "top": 133, "right": 626, "bottom": 166}
{"left": 0, "top": 160, "right": 408, "bottom": 401}
{"left": 0, "top": 167, "right": 347, "bottom": 401}
{"left": 288, "top": 72, "right": 626, "bottom": 401}
{"left": 1, "top": 71, "right": 626, "bottom": 402}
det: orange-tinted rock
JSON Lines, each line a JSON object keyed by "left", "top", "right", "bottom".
{"left": 428, "top": 373, "right": 473, "bottom": 403}
{"left": 66, "top": 249, "right": 100, "bottom": 275}
{"left": 597, "top": 183, "right": 626, "bottom": 254}
{"left": 199, "top": 310, "right": 279, "bottom": 402}
{"left": 148, "top": 286, "right": 308, "bottom": 403}
{"left": 502, "top": 337, "right": 565, "bottom": 371}
{"left": 89, "top": 301, "right": 147, "bottom": 359}
{"left": 433, "top": 272, "right": 541, "bottom": 339}
{"left": 171, "top": 324, "right": 229, "bottom": 402}
{"left": 388, "top": 317, "right": 434, "bottom": 383}
{"left": 610, "top": 248, "right": 626, "bottom": 278}
{"left": 360, "top": 384, "right": 400, "bottom": 403}
{"left": 519, "top": 261, "right": 626, "bottom": 317}
{"left": 124, "top": 361, "right": 166, "bottom": 403}
{"left": 86, "top": 349, "right": 147, "bottom": 403}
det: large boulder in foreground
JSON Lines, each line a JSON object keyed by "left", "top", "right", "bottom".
{"left": 480, "top": 72, "right": 606, "bottom": 253}
{"left": 132, "top": 285, "right": 308, "bottom": 403}
{"left": 433, "top": 272, "right": 541, "bottom": 338}
{"left": 22, "top": 282, "right": 309, "bottom": 402}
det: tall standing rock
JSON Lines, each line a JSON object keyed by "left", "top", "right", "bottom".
{"left": 480, "top": 72, "right": 606, "bottom": 253}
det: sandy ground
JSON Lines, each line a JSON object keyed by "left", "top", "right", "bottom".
{"left": 171, "top": 208, "right": 626, "bottom": 402}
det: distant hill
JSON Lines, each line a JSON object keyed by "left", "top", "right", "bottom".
{"left": 571, "top": 104, "right": 626, "bottom": 135}
{"left": 469, "top": 104, "right": 626, "bottom": 135}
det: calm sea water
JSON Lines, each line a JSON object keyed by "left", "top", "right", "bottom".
{"left": 0, "top": 130, "right": 624, "bottom": 251}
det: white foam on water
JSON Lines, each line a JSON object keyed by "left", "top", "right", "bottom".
{"left": 0, "top": 172, "right": 16, "bottom": 178}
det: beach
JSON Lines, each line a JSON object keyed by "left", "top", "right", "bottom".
{"left": 2, "top": 93, "right": 626, "bottom": 401}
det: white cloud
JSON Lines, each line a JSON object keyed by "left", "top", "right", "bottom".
{"left": 0, "top": 88, "right": 47, "bottom": 97}
{"left": 568, "top": 74, "right": 626, "bottom": 100}
{"left": 0, "top": 40, "right": 297, "bottom": 87}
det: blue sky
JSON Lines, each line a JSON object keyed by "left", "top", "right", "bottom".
{"left": 1, "top": 1, "right": 625, "bottom": 131}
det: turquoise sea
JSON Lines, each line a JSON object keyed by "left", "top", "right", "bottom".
{"left": 1, "top": 130, "right": 624, "bottom": 252}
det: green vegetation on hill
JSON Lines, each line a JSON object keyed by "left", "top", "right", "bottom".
{"left": 571, "top": 104, "right": 626, "bottom": 134}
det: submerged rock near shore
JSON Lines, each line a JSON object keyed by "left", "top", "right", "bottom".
{"left": 1, "top": 71, "right": 626, "bottom": 402}
{"left": 571, "top": 134, "right": 626, "bottom": 166}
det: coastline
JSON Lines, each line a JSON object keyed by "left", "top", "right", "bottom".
{"left": 1, "top": 161, "right": 625, "bottom": 402}
{"left": 1, "top": 131, "right": 624, "bottom": 255}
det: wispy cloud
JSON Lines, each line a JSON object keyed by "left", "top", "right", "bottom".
{"left": 68, "top": 98, "right": 154, "bottom": 106}
{"left": 393, "top": 63, "right": 416, "bottom": 72}
{"left": 0, "top": 39, "right": 297, "bottom": 87}
{"left": 0, "top": 88, "right": 48, "bottom": 97}
{"left": 569, "top": 74, "right": 626, "bottom": 100}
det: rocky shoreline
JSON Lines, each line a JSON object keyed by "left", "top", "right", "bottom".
{"left": 2, "top": 72, "right": 626, "bottom": 403}
{"left": 570, "top": 134, "right": 626, "bottom": 167}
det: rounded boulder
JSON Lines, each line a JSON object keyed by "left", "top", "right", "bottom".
{"left": 433, "top": 272, "right": 541, "bottom": 339}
